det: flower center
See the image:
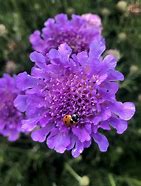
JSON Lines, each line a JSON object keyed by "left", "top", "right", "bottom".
{"left": 54, "top": 31, "right": 88, "bottom": 53}
{"left": 0, "top": 99, "right": 22, "bottom": 129}
{"left": 45, "top": 72, "right": 97, "bottom": 127}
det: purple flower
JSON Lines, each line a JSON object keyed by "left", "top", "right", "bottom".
{"left": 29, "top": 13, "right": 102, "bottom": 55}
{"left": 0, "top": 74, "right": 24, "bottom": 141}
{"left": 15, "top": 37, "right": 135, "bottom": 157}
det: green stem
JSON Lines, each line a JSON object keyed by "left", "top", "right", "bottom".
{"left": 108, "top": 174, "right": 116, "bottom": 186}
{"left": 65, "top": 163, "right": 81, "bottom": 182}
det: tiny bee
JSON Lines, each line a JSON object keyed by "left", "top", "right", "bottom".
{"left": 63, "top": 114, "right": 79, "bottom": 126}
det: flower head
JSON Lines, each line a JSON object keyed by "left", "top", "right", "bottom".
{"left": 29, "top": 13, "right": 102, "bottom": 55}
{"left": 0, "top": 74, "right": 24, "bottom": 141}
{"left": 15, "top": 37, "right": 135, "bottom": 157}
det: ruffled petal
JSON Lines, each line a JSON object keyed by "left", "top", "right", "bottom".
{"left": 93, "top": 133, "right": 109, "bottom": 152}
{"left": 14, "top": 95, "right": 27, "bottom": 112}
{"left": 47, "top": 129, "right": 70, "bottom": 153}
{"left": 30, "top": 51, "right": 46, "bottom": 68}
{"left": 102, "top": 55, "right": 117, "bottom": 69}
{"left": 110, "top": 117, "right": 128, "bottom": 134}
{"left": 71, "top": 140, "right": 84, "bottom": 158}
{"left": 29, "top": 30, "right": 46, "bottom": 53}
{"left": 31, "top": 67, "right": 46, "bottom": 78}
{"left": 16, "top": 72, "right": 37, "bottom": 91}
{"left": 8, "top": 130, "right": 19, "bottom": 141}
{"left": 108, "top": 70, "right": 124, "bottom": 81}
{"left": 0, "top": 120, "right": 5, "bottom": 130}
{"left": 89, "top": 37, "right": 105, "bottom": 58}
{"left": 55, "top": 14, "right": 68, "bottom": 24}
{"left": 93, "top": 109, "right": 111, "bottom": 125}
{"left": 99, "top": 121, "right": 111, "bottom": 130}
{"left": 31, "top": 124, "right": 52, "bottom": 142}
{"left": 58, "top": 43, "right": 72, "bottom": 61}
{"left": 110, "top": 102, "right": 135, "bottom": 120}
{"left": 22, "top": 118, "right": 39, "bottom": 132}
{"left": 72, "top": 126, "right": 91, "bottom": 143}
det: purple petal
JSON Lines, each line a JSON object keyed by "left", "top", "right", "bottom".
{"left": 58, "top": 43, "right": 72, "bottom": 61}
{"left": 96, "top": 73, "right": 108, "bottom": 85}
{"left": 71, "top": 140, "right": 84, "bottom": 158}
{"left": 108, "top": 70, "right": 124, "bottom": 81}
{"left": 16, "top": 72, "right": 37, "bottom": 91}
{"left": 99, "top": 121, "right": 111, "bottom": 130}
{"left": 31, "top": 67, "right": 46, "bottom": 78}
{"left": 93, "top": 116, "right": 101, "bottom": 125}
{"left": 48, "top": 49, "right": 59, "bottom": 61}
{"left": 29, "top": 30, "right": 45, "bottom": 53}
{"left": 102, "top": 55, "right": 117, "bottom": 69}
{"left": 44, "top": 18, "right": 54, "bottom": 27}
{"left": 110, "top": 102, "right": 135, "bottom": 120}
{"left": 93, "top": 133, "right": 109, "bottom": 152}
{"left": 66, "top": 136, "right": 75, "bottom": 150}
{"left": 93, "top": 109, "right": 111, "bottom": 126}
{"left": 0, "top": 120, "right": 5, "bottom": 130}
{"left": 22, "top": 118, "right": 39, "bottom": 132}
{"left": 47, "top": 129, "right": 70, "bottom": 153}
{"left": 89, "top": 37, "right": 105, "bottom": 58}
{"left": 14, "top": 95, "right": 27, "bottom": 112}
{"left": 77, "top": 51, "right": 88, "bottom": 65}
{"left": 72, "top": 126, "right": 91, "bottom": 143}
{"left": 8, "top": 130, "right": 19, "bottom": 141}
{"left": 101, "top": 82, "right": 119, "bottom": 94}
{"left": 31, "top": 124, "right": 52, "bottom": 142}
{"left": 101, "top": 109, "right": 112, "bottom": 121}
{"left": 55, "top": 14, "right": 68, "bottom": 23}
{"left": 30, "top": 51, "right": 46, "bottom": 68}
{"left": 110, "top": 117, "right": 128, "bottom": 134}
{"left": 84, "top": 140, "right": 91, "bottom": 148}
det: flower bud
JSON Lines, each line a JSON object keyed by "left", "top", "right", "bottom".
{"left": 116, "top": 1, "right": 128, "bottom": 12}
{"left": 138, "top": 94, "right": 141, "bottom": 102}
{"left": 116, "top": 146, "right": 123, "bottom": 154}
{"left": 129, "top": 65, "right": 139, "bottom": 74}
{"left": 101, "top": 8, "right": 111, "bottom": 16}
{"left": 0, "top": 24, "right": 7, "bottom": 36}
{"left": 66, "top": 7, "right": 75, "bottom": 15}
{"left": 34, "top": 3, "right": 40, "bottom": 10}
{"left": 7, "top": 40, "right": 17, "bottom": 51}
{"left": 118, "top": 32, "right": 127, "bottom": 41}
{"left": 79, "top": 176, "right": 90, "bottom": 186}
{"left": 138, "top": 128, "right": 141, "bottom": 135}
{"left": 5, "top": 61, "right": 17, "bottom": 73}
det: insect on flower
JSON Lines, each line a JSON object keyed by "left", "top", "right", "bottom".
{"left": 63, "top": 114, "right": 79, "bottom": 126}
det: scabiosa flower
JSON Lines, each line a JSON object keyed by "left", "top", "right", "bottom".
{"left": 29, "top": 13, "right": 102, "bottom": 55}
{"left": 0, "top": 74, "right": 24, "bottom": 141}
{"left": 15, "top": 37, "right": 135, "bottom": 157}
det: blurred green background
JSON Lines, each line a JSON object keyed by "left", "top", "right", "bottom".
{"left": 0, "top": 0, "right": 141, "bottom": 186}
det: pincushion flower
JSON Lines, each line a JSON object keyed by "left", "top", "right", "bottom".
{"left": 15, "top": 37, "right": 135, "bottom": 157}
{"left": 0, "top": 74, "right": 24, "bottom": 141}
{"left": 29, "top": 13, "right": 102, "bottom": 55}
